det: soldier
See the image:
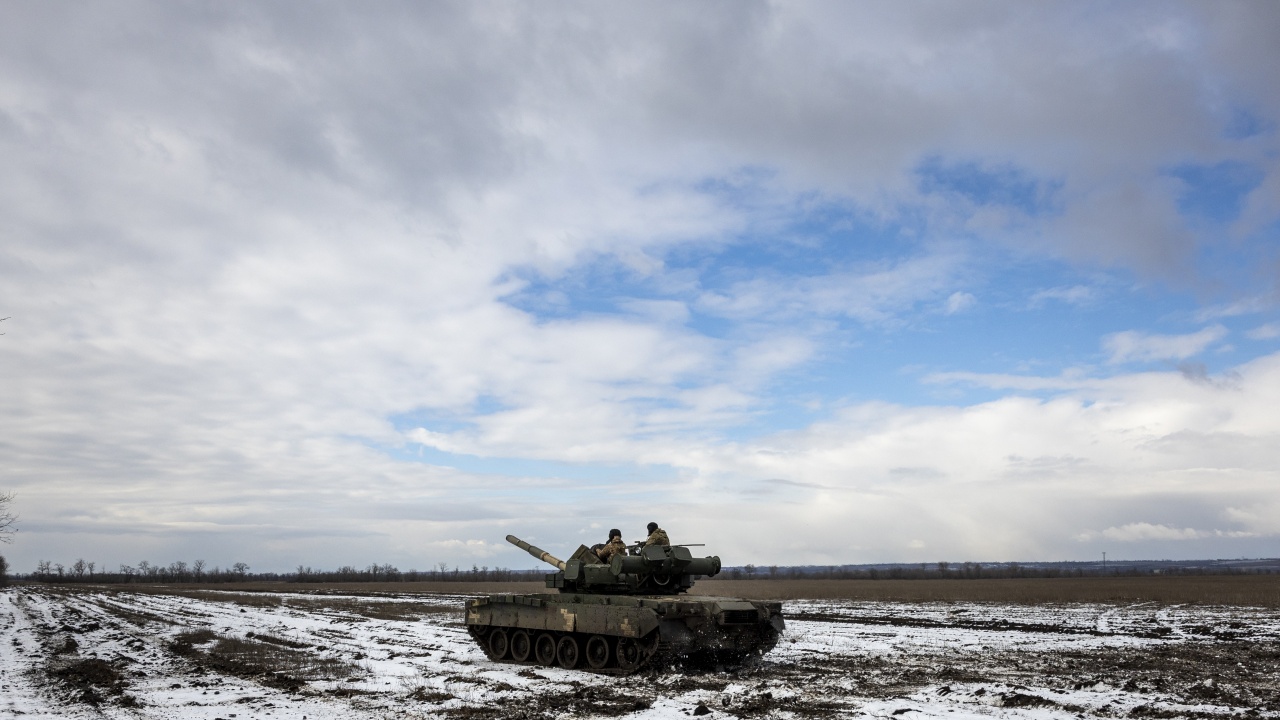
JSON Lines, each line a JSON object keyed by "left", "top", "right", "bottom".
{"left": 643, "top": 522, "right": 670, "bottom": 547}
{"left": 596, "top": 529, "right": 627, "bottom": 563}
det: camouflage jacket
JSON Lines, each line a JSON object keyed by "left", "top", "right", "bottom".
{"left": 597, "top": 537, "right": 628, "bottom": 562}
{"left": 643, "top": 528, "right": 670, "bottom": 547}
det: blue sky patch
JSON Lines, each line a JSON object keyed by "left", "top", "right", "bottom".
{"left": 1170, "top": 161, "right": 1264, "bottom": 223}
{"left": 1224, "top": 107, "right": 1273, "bottom": 140}
{"left": 916, "top": 156, "right": 1062, "bottom": 215}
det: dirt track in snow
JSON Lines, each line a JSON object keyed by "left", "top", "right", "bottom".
{"left": 2, "top": 585, "right": 1279, "bottom": 719}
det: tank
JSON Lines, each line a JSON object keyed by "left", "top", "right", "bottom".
{"left": 463, "top": 534, "right": 784, "bottom": 674}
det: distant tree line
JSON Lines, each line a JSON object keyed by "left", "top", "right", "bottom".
{"left": 16, "top": 557, "right": 1273, "bottom": 587}
{"left": 14, "top": 559, "right": 546, "bottom": 585}
{"left": 291, "top": 562, "right": 543, "bottom": 583}
{"left": 720, "top": 561, "right": 1278, "bottom": 580}
{"left": 23, "top": 559, "right": 260, "bottom": 584}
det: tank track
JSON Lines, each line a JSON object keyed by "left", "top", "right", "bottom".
{"left": 467, "top": 625, "right": 662, "bottom": 675}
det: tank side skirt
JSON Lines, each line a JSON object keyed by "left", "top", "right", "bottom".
{"left": 467, "top": 597, "right": 659, "bottom": 638}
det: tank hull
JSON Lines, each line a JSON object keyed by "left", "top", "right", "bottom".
{"left": 465, "top": 592, "right": 784, "bottom": 674}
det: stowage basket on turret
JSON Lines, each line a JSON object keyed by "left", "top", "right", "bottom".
{"left": 463, "top": 534, "right": 785, "bottom": 674}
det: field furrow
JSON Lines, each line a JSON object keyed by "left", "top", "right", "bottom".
{"left": 1, "top": 586, "right": 1277, "bottom": 719}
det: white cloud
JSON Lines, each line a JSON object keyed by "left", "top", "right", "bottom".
{"left": 1030, "top": 285, "right": 1098, "bottom": 307}
{"left": 695, "top": 251, "right": 969, "bottom": 325}
{"left": 407, "top": 429, "right": 463, "bottom": 454}
{"left": 1193, "top": 296, "right": 1270, "bottom": 322}
{"left": 1103, "top": 325, "right": 1228, "bottom": 364}
{"left": 663, "top": 351, "right": 1280, "bottom": 563}
{"left": 1246, "top": 323, "right": 1280, "bottom": 340}
{"left": 1105, "top": 524, "right": 1205, "bottom": 541}
{"left": 1078, "top": 523, "right": 1259, "bottom": 542}
{"left": 944, "top": 291, "right": 977, "bottom": 315}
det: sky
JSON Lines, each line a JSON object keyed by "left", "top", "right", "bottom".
{"left": 2, "top": 1, "right": 1279, "bottom": 574}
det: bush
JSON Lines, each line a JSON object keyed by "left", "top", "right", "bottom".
{"left": 0, "top": 554, "right": 9, "bottom": 586}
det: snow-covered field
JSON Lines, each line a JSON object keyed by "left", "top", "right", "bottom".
{"left": 2, "top": 585, "right": 1277, "bottom": 719}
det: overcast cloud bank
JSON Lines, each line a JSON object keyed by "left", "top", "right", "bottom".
{"left": 2, "top": 1, "right": 1278, "bottom": 571}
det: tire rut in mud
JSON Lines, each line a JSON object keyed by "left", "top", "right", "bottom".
{"left": 430, "top": 679, "right": 661, "bottom": 720}
{"left": 31, "top": 604, "right": 143, "bottom": 708}
{"left": 769, "top": 638, "right": 1280, "bottom": 717}
{"left": 787, "top": 611, "right": 1114, "bottom": 636}
{"left": 48, "top": 656, "right": 137, "bottom": 707}
{"left": 167, "top": 627, "right": 359, "bottom": 693}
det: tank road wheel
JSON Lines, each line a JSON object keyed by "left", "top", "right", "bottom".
{"left": 615, "top": 637, "right": 642, "bottom": 672}
{"left": 556, "top": 634, "right": 581, "bottom": 669}
{"left": 487, "top": 628, "right": 510, "bottom": 660}
{"left": 584, "top": 635, "right": 611, "bottom": 670}
{"left": 510, "top": 629, "right": 532, "bottom": 662}
{"left": 534, "top": 633, "right": 557, "bottom": 666}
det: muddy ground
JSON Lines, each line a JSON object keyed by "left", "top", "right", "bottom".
{"left": 2, "top": 585, "right": 1278, "bottom": 719}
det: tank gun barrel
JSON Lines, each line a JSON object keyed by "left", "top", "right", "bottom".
{"left": 506, "top": 534, "right": 567, "bottom": 571}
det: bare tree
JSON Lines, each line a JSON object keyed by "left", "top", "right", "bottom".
{"left": 0, "top": 490, "right": 17, "bottom": 543}
{"left": 232, "top": 562, "right": 249, "bottom": 578}
{"left": 72, "top": 559, "right": 87, "bottom": 578}
{"left": 87, "top": 561, "right": 96, "bottom": 577}
{"left": 192, "top": 559, "right": 205, "bottom": 581}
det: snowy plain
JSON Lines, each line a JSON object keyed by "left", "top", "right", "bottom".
{"left": 2, "top": 585, "right": 1277, "bottom": 719}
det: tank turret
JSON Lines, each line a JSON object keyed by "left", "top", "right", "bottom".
{"left": 507, "top": 534, "right": 721, "bottom": 595}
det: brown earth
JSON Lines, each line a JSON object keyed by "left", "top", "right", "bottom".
{"left": 9, "top": 584, "right": 1280, "bottom": 719}
{"left": 29, "top": 574, "right": 1280, "bottom": 606}
{"left": 693, "top": 575, "right": 1280, "bottom": 606}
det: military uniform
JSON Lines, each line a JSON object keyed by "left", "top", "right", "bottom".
{"left": 597, "top": 536, "right": 628, "bottom": 562}
{"left": 643, "top": 527, "right": 670, "bottom": 547}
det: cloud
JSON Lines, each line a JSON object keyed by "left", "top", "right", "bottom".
{"left": 923, "top": 369, "right": 1099, "bottom": 393}
{"left": 1, "top": 2, "right": 1279, "bottom": 571}
{"left": 1030, "top": 285, "right": 1098, "bottom": 307}
{"left": 1079, "top": 523, "right": 1259, "bottom": 542}
{"left": 695, "top": 251, "right": 969, "bottom": 325}
{"left": 1103, "top": 325, "right": 1229, "bottom": 364}
{"left": 1193, "top": 296, "right": 1271, "bottom": 322}
{"left": 944, "top": 291, "right": 977, "bottom": 315}
{"left": 669, "top": 352, "right": 1280, "bottom": 562}
{"left": 1246, "top": 323, "right": 1280, "bottom": 340}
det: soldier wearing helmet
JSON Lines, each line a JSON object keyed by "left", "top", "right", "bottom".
{"left": 643, "top": 522, "right": 670, "bottom": 547}
{"left": 595, "top": 528, "right": 628, "bottom": 563}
